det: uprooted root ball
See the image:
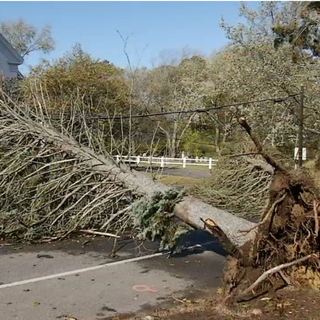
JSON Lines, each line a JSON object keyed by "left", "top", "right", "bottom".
{"left": 223, "top": 168, "right": 320, "bottom": 302}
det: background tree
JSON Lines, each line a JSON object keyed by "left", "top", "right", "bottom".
{"left": 0, "top": 19, "right": 55, "bottom": 58}
{"left": 215, "top": 1, "right": 320, "bottom": 157}
{"left": 26, "top": 43, "right": 129, "bottom": 114}
{"left": 272, "top": 1, "right": 320, "bottom": 60}
{"left": 134, "top": 54, "right": 210, "bottom": 157}
{"left": 220, "top": 2, "right": 307, "bottom": 47}
{"left": 21, "top": 44, "right": 134, "bottom": 156}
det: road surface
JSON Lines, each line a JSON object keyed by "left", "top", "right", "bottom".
{"left": 135, "top": 166, "right": 211, "bottom": 180}
{"left": 0, "top": 231, "right": 226, "bottom": 320}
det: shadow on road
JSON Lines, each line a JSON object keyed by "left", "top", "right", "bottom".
{"left": 173, "top": 230, "right": 228, "bottom": 258}
{"left": 111, "top": 229, "right": 227, "bottom": 260}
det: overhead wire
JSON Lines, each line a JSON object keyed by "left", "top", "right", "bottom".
{"left": 84, "top": 93, "right": 299, "bottom": 121}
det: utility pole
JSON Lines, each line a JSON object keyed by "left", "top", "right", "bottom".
{"left": 298, "top": 85, "right": 304, "bottom": 167}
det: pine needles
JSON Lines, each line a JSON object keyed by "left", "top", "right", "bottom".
{"left": 0, "top": 92, "right": 135, "bottom": 242}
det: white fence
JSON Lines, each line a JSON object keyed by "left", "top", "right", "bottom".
{"left": 114, "top": 155, "right": 218, "bottom": 169}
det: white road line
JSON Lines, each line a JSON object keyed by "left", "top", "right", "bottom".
{"left": 0, "top": 252, "right": 165, "bottom": 289}
{"left": 0, "top": 241, "right": 215, "bottom": 289}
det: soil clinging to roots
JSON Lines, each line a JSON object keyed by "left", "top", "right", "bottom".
{"left": 221, "top": 118, "right": 320, "bottom": 303}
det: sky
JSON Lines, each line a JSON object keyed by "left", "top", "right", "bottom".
{"left": 0, "top": 1, "right": 259, "bottom": 72}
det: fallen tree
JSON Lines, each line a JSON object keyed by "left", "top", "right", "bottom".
{"left": 0, "top": 95, "right": 255, "bottom": 247}
{"left": 1, "top": 94, "right": 319, "bottom": 304}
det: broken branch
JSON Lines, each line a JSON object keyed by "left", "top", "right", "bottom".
{"left": 238, "top": 117, "right": 286, "bottom": 173}
{"left": 237, "top": 255, "right": 315, "bottom": 301}
{"left": 239, "top": 193, "right": 287, "bottom": 234}
{"left": 79, "top": 230, "right": 120, "bottom": 238}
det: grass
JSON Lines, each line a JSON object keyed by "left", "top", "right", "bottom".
{"left": 159, "top": 175, "right": 201, "bottom": 187}
{"left": 145, "top": 173, "right": 201, "bottom": 187}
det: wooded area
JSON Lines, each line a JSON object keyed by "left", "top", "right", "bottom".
{"left": 5, "top": 2, "right": 320, "bottom": 162}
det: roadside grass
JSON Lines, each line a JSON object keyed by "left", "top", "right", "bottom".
{"left": 145, "top": 173, "right": 201, "bottom": 187}
{"left": 159, "top": 175, "right": 201, "bottom": 187}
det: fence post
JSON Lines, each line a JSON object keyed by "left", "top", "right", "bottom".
{"left": 209, "top": 158, "right": 212, "bottom": 169}
{"left": 196, "top": 156, "right": 199, "bottom": 163}
{"left": 183, "top": 157, "right": 186, "bottom": 168}
{"left": 137, "top": 156, "right": 140, "bottom": 166}
{"left": 161, "top": 156, "right": 164, "bottom": 168}
{"left": 116, "top": 155, "right": 120, "bottom": 164}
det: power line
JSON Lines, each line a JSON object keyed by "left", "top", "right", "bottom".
{"left": 85, "top": 94, "right": 299, "bottom": 121}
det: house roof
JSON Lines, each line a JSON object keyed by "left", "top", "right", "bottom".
{"left": 0, "top": 32, "right": 24, "bottom": 65}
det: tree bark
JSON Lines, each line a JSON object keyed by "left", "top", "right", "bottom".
{"left": 174, "top": 196, "right": 257, "bottom": 247}
{"left": 215, "top": 126, "right": 220, "bottom": 154}
{"left": 170, "top": 121, "right": 178, "bottom": 158}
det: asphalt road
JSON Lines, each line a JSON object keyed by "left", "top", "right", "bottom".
{"left": 0, "top": 231, "right": 226, "bottom": 320}
{"left": 134, "top": 166, "right": 212, "bottom": 180}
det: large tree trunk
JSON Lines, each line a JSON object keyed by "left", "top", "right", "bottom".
{"left": 174, "top": 196, "right": 256, "bottom": 247}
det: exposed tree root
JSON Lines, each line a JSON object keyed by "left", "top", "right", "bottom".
{"left": 221, "top": 117, "right": 320, "bottom": 304}
{"left": 237, "top": 254, "right": 315, "bottom": 302}
{"left": 239, "top": 193, "right": 287, "bottom": 234}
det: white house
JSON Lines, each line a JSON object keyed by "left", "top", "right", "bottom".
{"left": 0, "top": 32, "right": 24, "bottom": 78}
